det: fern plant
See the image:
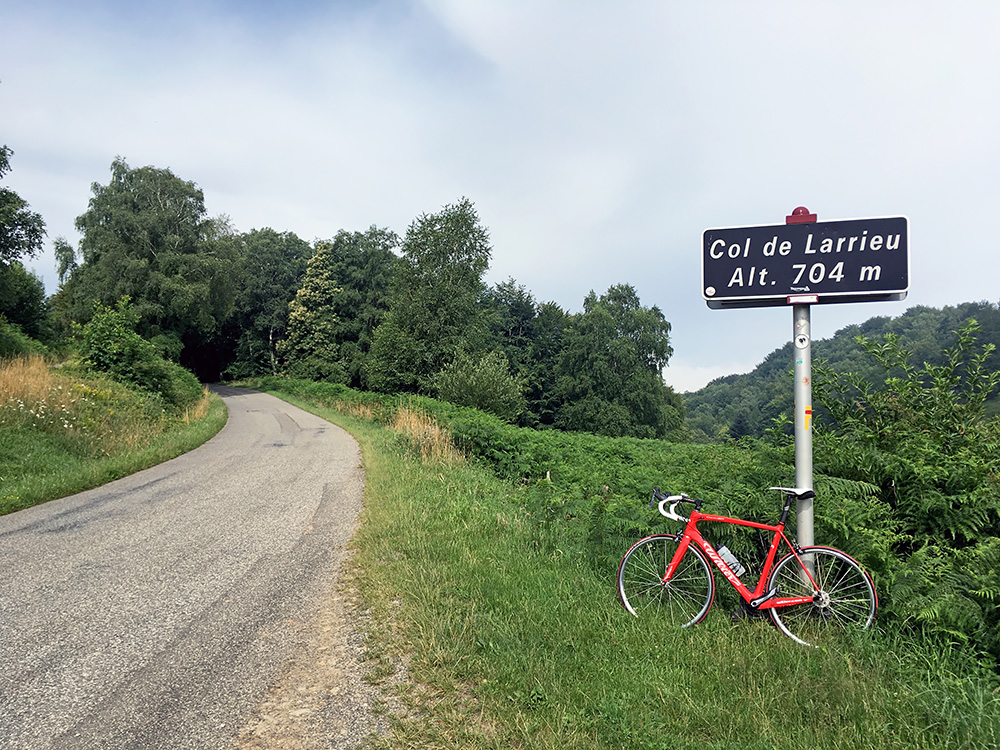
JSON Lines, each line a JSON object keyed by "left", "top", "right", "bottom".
{"left": 814, "top": 320, "right": 1000, "bottom": 657}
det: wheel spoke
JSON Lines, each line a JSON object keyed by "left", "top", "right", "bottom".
{"left": 767, "top": 547, "right": 877, "bottom": 647}
{"left": 617, "top": 535, "right": 714, "bottom": 626}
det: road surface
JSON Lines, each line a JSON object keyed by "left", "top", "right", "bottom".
{"left": 0, "top": 387, "right": 366, "bottom": 749}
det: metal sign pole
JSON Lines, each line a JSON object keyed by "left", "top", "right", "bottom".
{"left": 792, "top": 303, "right": 814, "bottom": 546}
{"left": 786, "top": 206, "right": 817, "bottom": 546}
{"left": 702, "top": 206, "right": 909, "bottom": 547}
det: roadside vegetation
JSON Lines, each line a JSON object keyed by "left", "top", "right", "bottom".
{"left": 6, "top": 138, "right": 1000, "bottom": 746}
{"left": 0, "top": 354, "right": 225, "bottom": 515}
{"left": 0, "top": 296, "right": 227, "bottom": 515}
{"left": 252, "top": 381, "right": 1000, "bottom": 750}
{"left": 242, "top": 316, "right": 1000, "bottom": 667}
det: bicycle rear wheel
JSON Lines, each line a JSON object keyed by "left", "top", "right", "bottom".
{"left": 617, "top": 534, "right": 714, "bottom": 626}
{"left": 767, "top": 546, "right": 877, "bottom": 647}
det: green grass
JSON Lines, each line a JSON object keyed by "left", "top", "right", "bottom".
{"left": 15, "top": 364, "right": 997, "bottom": 746}
{"left": 266, "top": 388, "right": 1000, "bottom": 750}
{"left": 0, "top": 356, "right": 227, "bottom": 514}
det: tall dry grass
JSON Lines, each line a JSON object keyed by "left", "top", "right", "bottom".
{"left": 182, "top": 387, "right": 213, "bottom": 424}
{"left": 0, "top": 354, "right": 165, "bottom": 456}
{"left": 336, "top": 399, "right": 379, "bottom": 422}
{"left": 391, "top": 407, "right": 464, "bottom": 466}
{"left": 0, "top": 355, "right": 52, "bottom": 404}
{"left": 1, "top": 355, "right": 82, "bottom": 437}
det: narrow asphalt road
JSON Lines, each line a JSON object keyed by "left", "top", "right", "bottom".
{"left": 0, "top": 387, "right": 365, "bottom": 749}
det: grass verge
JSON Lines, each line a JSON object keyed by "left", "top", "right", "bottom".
{"left": 0, "top": 356, "right": 228, "bottom": 515}
{"left": 262, "top": 387, "right": 1000, "bottom": 750}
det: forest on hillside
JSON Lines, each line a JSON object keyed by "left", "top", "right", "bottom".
{"left": 684, "top": 301, "right": 1000, "bottom": 442}
{"left": 1, "top": 153, "right": 685, "bottom": 440}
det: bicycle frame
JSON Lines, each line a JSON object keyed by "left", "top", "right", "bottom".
{"left": 665, "top": 507, "right": 817, "bottom": 611}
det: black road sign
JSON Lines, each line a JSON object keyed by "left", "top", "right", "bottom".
{"left": 702, "top": 216, "right": 908, "bottom": 309}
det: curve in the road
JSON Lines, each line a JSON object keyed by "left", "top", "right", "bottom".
{"left": 0, "top": 387, "right": 364, "bottom": 750}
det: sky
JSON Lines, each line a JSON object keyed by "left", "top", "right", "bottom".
{"left": 3, "top": 0, "right": 999, "bottom": 392}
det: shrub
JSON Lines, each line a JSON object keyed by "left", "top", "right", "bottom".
{"left": 78, "top": 298, "right": 202, "bottom": 409}
{"left": 136, "top": 357, "right": 203, "bottom": 408}
{"left": 434, "top": 349, "right": 525, "bottom": 422}
{"left": 815, "top": 320, "right": 1000, "bottom": 656}
{"left": 0, "top": 315, "right": 47, "bottom": 358}
{"left": 284, "top": 354, "right": 348, "bottom": 384}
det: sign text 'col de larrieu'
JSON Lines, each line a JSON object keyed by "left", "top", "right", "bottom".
{"left": 702, "top": 216, "right": 909, "bottom": 309}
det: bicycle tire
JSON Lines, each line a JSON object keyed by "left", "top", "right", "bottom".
{"left": 767, "top": 546, "right": 877, "bottom": 647}
{"left": 617, "top": 534, "right": 714, "bottom": 626}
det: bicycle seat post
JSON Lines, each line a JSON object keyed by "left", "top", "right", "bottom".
{"left": 778, "top": 492, "right": 794, "bottom": 527}
{"left": 770, "top": 487, "right": 816, "bottom": 531}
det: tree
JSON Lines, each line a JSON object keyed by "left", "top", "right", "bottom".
{"left": 524, "top": 301, "right": 571, "bottom": 427}
{"left": 67, "top": 157, "right": 238, "bottom": 377}
{"left": 279, "top": 240, "right": 347, "bottom": 382}
{"left": 481, "top": 280, "right": 571, "bottom": 427}
{"left": 311, "top": 226, "right": 398, "bottom": 387}
{"left": 227, "top": 228, "right": 311, "bottom": 378}
{"left": 554, "top": 284, "right": 684, "bottom": 439}
{"left": 0, "top": 261, "right": 48, "bottom": 340}
{"left": 0, "top": 146, "right": 46, "bottom": 265}
{"left": 53, "top": 236, "right": 77, "bottom": 284}
{"left": 483, "top": 278, "right": 538, "bottom": 371}
{"left": 365, "top": 198, "right": 491, "bottom": 393}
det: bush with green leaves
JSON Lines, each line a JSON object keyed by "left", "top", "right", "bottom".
{"left": 434, "top": 349, "right": 525, "bottom": 422}
{"left": 0, "top": 315, "right": 47, "bottom": 358}
{"left": 78, "top": 298, "right": 202, "bottom": 409}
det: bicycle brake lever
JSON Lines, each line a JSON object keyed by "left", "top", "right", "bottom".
{"left": 649, "top": 487, "right": 668, "bottom": 509}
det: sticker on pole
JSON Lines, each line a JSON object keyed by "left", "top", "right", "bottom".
{"left": 702, "top": 216, "right": 908, "bottom": 309}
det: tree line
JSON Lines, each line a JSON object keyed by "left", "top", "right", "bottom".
{"left": 6, "top": 149, "right": 1000, "bottom": 447}
{"left": 2, "top": 154, "right": 685, "bottom": 439}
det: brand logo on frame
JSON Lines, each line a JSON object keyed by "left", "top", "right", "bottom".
{"left": 701, "top": 541, "right": 741, "bottom": 586}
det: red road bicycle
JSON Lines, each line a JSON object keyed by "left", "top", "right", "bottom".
{"left": 617, "top": 487, "right": 877, "bottom": 646}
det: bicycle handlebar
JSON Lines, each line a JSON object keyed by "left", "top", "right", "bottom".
{"left": 650, "top": 487, "right": 696, "bottom": 522}
{"left": 649, "top": 486, "right": 816, "bottom": 525}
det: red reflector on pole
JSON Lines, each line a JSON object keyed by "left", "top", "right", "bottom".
{"left": 786, "top": 206, "right": 817, "bottom": 224}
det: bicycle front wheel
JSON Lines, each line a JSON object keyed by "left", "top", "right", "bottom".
{"left": 617, "top": 534, "right": 714, "bottom": 626}
{"left": 767, "top": 546, "right": 877, "bottom": 647}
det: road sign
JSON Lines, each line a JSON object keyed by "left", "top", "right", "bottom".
{"left": 702, "top": 216, "right": 908, "bottom": 309}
